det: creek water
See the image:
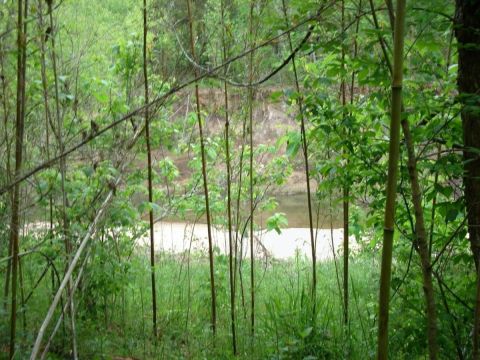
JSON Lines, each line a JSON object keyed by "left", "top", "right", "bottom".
{"left": 139, "top": 193, "right": 353, "bottom": 260}
{"left": 164, "top": 193, "right": 343, "bottom": 229}
{"left": 27, "top": 192, "right": 351, "bottom": 261}
{"left": 255, "top": 193, "right": 343, "bottom": 229}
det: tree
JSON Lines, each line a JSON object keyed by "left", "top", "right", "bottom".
{"left": 454, "top": 1, "right": 480, "bottom": 357}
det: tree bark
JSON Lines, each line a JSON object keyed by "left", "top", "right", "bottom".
{"left": 454, "top": 1, "right": 480, "bottom": 267}
{"left": 455, "top": 0, "right": 480, "bottom": 270}
{"left": 454, "top": 2, "right": 480, "bottom": 358}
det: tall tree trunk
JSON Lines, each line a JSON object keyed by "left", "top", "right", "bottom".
{"left": 143, "top": 0, "right": 158, "bottom": 339}
{"left": 454, "top": 2, "right": 480, "bottom": 268}
{"left": 281, "top": 0, "right": 316, "bottom": 321}
{"left": 186, "top": 0, "right": 217, "bottom": 335}
{"left": 9, "top": 0, "right": 27, "bottom": 357}
{"left": 376, "top": 1, "right": 407, "bottom": 359}
{"left": 221, "top": 0, "right": 237, "bottom": 354}
{"left": 454, "top": 2, "right": 480, "bottom": 358}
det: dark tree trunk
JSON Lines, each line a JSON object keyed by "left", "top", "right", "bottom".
{"left": 454, "top": 2, "right": 480, "bottom": 358}
{"left": 455, "top": 0, "right": 480, "bottom": 270}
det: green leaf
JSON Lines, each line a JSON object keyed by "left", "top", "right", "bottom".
{"left": 286, "top": 132, "right": 301, "bottom": 158}
{"left": 266, "top": 213, "right": 288, "bottom": 234}
{"left": 269, "top": 90, "right": 283, "bottom": 102}
{"left": 299, "top": 326, "right": 313, "bottom": 339}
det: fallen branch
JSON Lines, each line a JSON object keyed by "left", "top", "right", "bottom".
{"left": 29, "top": 178, "right": 118, "bottom": 359}
{"left": 39, "top": 246, "right": 92, "bottom": 360}
{"left": 30, "top": 125, "right": 144, "bottom": 359}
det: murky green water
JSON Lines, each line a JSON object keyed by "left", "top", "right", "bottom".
{"left": 257, "top": 193, "right": 342, "bottom": 229}
{"left": 167, "top": 193, "right": 342, "bottom": 229}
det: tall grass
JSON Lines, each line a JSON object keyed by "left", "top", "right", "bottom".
{"left": 0, "top": 246, "right": 472, "bottom": 359}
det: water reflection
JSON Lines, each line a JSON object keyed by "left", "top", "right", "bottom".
{"left": 167, "top": 193, "right": 342, "bottom": 230}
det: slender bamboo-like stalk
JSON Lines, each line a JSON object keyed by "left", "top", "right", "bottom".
{"left": 9, "top": 1, "right": 27, "bottom": 357}
{"left": 46, "top": 2, "right": 78, "bottom": 356}
{"left": 401, "top": 119, "right": 439, "bottom": 359}
{"left": 248, "top": 0, "right": 255, "bottom": 338}
{"left": 377, "top": 2, "right": 439, "bottom": 356}
{"left": 344, "top": 0, "right": 362, "bottom": 330}
{"left": 376, "top": 1, "right": 407, "bottom": 359}
{"left": 350, "top": 0, "right": 361, "bottom": 110}
{"left": 340, "top": 0, "right": 349, "bottom": 328}
{"left": 428, "top": 145, "right": 440, "bottom": 259}
{"left": 143, "top": 0, "right": 158, "bottom": 339}
{"left": 37, "top": 0, "right": 54, "bottom": 144}
{"left": 9, "top": 0, "right": 28, "bottom": 359}
{"left": 37, "top": 0, "right": 56, "bottom": 303}
{"left": 384, "top": 0, "right": 395, "bottom": 32}
{"left": 2, "top": 11, "right": 14, "bottom": 312}
{"left": 368, "top": 0, "right": 392, "bottom": 74}
{"left": 329, "top": 185, "right": 343, "bottom": 306}
{"left": 233, "top": 113, "right": 248, "bottom": 320}
{"left": 280, "top": 0, "right": 316, "bottom": 320}
{"left": 221, "top": 0, "right": 237, "bottom": 354}
{"left": 47, "top": 1, "right": 67, "bottom": 252}
{"left": 185, "top": 0, "right": 217, "bottom": 334}
{"left": 19, "top": 254, "right": 27, "bottom": 334}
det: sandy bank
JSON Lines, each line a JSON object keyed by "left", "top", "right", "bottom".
{"left": 138, "top": 222, "right": 357, "bottom": 261}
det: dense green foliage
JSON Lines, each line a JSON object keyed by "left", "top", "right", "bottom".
{"left": 0, "top": 0, "right": 478, "bottom": 359}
